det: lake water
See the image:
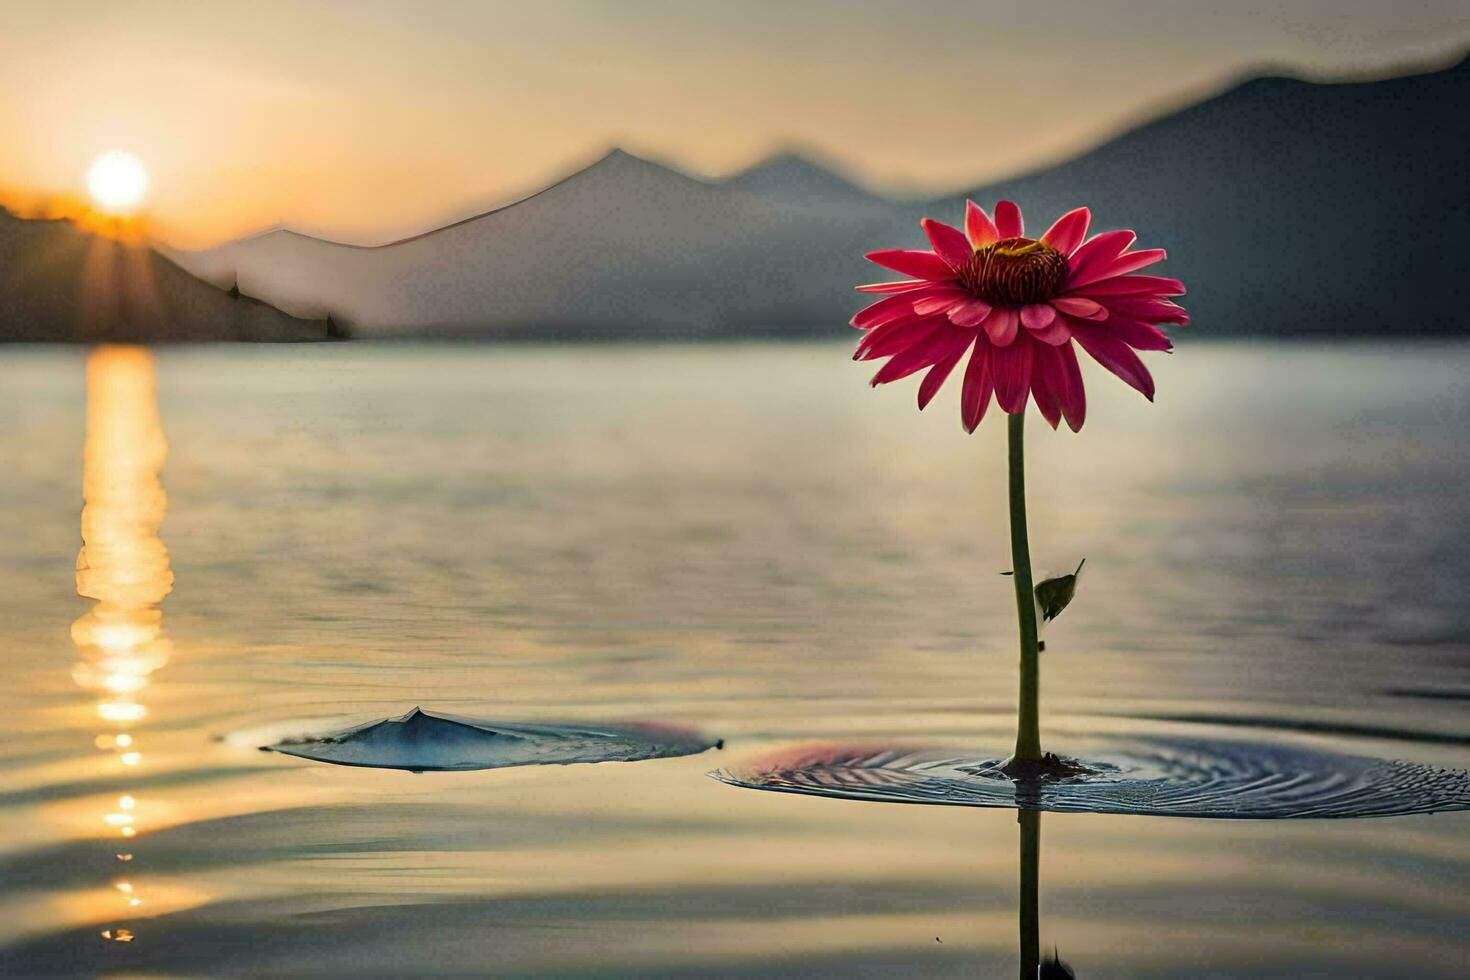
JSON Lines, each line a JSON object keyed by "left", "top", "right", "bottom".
{"left": 1, "top": 341, "right": 1467, "bottom": 977}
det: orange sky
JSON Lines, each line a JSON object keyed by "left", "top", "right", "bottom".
{"left": 2, "top": 1, "right": 1467, "bottom": 249}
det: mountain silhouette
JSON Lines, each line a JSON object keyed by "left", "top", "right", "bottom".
{"left": 722, "top": 150, "right": 888, "bottom": 206}
{"left": 948, "top": 54, "right": 1470, "bottom": 337}
{"left": 171, "top": 148, "right": 900, "bottom": 338}
{"left": 163, "top": 53, "right": 1469, "bottom": 340}
{"left": 0, "top": 208, "right": 330, "bottom": 342}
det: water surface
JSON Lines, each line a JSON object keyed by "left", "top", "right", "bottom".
{"left": 1, "top": 341, "right": 1467, "bottom": 977}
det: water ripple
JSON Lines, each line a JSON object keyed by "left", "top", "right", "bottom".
{"left": 712, "top": 737, "right": 1470, "bottom": 819}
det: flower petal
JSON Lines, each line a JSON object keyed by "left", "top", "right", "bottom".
{"left": 869, "top": 335, "right": 947, "bottom": 385}
{"left": 1098, "top": 248, "right": 1168, "bottom": 279}
{"left": 1040, "top": 207, "right": 1090, "bottom": 256}
{"left": 1051, "top": 296, "right": 1107, "bottom": 320}
{"left": 921, "top": 218, "right": 975, "bottom": 270}
{"left": 1070, "top": 274, "right": 1185, "bottom": 298}
{"left": 852, "top": 292, "right": 925, "bottom": 330}
{"left": 870, "top": 327, "right": 972, "bottom": 386}
{"left": 1055, "top": 341, "right": 1087, "bottom": 432}
{"left": 1064, "top": 230, "right": 1136, "bottom": 288}
{"left": 1031, "top": 344, "right": 1063, "bottom": 429}
{"left": 865, "top": 249, "right": 954, "bottom": 281}
{"left": 961, "top": 340, "right": 994, "bottom": 433}
{"left": 856, "top": 280, "right": 930, "bottom": 294}
{"left": 1028, "top": 317, "right": 1073, "bottom": 346}
{"left": 1069, "top": 248, "right": 1167, "bottom": 291}
{"left": 918, "top": 345, "right": 968, "bottom": 410}
{"left": 911, "top": 286, "right": 972, "bottom": 315}
{"left": 948, "top": 298, "right": 992, "bottom": 328}
{"left": 854, "top": 316, "right": 942, "bottom": 361}
{"left": 989, "top": 334, "right": 1033, "bottom": 413}
{"left": 1097, "top": 316, "right": 1174, "bottom": 352}
{"left": 1101, "top": 296, "right": 1190, "bottom": 324}
{"left": 1020, "top": 303, "right": 1057, "bottom": 332}
{"left": 994, "top": 200, "right": 1024, "bottom": 238}
{"left": 981, "top": 306, "right": 1019, "bottom": 346}
{"left": 1071, "top": 321, "right": 1156, "bottom": 400}
{"left": 965, "top": 199, "right": 1000, "bottom": 247}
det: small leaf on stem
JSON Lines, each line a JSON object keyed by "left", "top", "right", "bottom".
{"left": 1034, "top": 559, "right": 1085, "bottom": 626}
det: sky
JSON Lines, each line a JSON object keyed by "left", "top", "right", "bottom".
{"left": 2, "top": 1, "right": 1467, "bottom": 248}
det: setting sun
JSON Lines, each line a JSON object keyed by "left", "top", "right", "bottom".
{"left": 86, "top": 151, "right": 149, "bottom": 214}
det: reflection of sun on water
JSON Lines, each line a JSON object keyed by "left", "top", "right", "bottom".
{"left": 71, "top": 345, "right": 173, "bottom": 945}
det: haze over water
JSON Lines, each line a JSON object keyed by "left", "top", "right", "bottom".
{"left": 1, "top": 341, "right": 1467, "bottom": 976}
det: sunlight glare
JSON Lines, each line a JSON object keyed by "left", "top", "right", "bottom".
{"left": 86, "top": 151, "right": 149, "bottom": 214}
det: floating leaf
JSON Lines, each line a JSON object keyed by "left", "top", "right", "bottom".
{"left": 263, "top": 707, "right": 719, "bottom": 772}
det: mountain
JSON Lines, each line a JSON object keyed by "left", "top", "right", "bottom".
{"left": 169, "top": 55, "right": 1469, "bottom": 339}
{"left": 0, "top": 208, "right": 332, "bottom": 342}
{"left": 170, "top": 148, "right": 908, "bottom": 338}
{"left": 720, "top": 150, "right": 887, "bottom": 207}
{"left": 946, "top": 55, "right": 1470, "bottom": 337}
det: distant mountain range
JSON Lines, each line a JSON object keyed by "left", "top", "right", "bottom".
{"left": 165, "top": 146, "right": 903, "bottom": 339}
{"left": 946, "top": 55, "right": 1470, "bottom": 338}
{"left": 5, "top": 54, "right": 1466, "bottom": 342}
{"left": 0, "top": 208, "right": 331, "bottom": 342}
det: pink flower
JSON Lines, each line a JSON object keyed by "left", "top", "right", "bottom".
{"left": 852, "top": 201, "right": 1188, "bottom": 432}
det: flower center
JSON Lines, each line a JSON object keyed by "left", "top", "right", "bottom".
{"left": 958, "top": 237, "right": 1068, "bottom": 306}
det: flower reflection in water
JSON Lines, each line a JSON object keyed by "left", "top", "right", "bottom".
{"left": 70, "top": 346, "right": 173, "bottom": 945}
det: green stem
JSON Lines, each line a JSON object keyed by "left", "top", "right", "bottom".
{"left": 1008, "top": 411, "right": 1042, "bottom": 763}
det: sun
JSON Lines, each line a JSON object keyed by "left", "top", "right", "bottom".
{"left": 86, "top": 151, "right": 149, "bottom": 214}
